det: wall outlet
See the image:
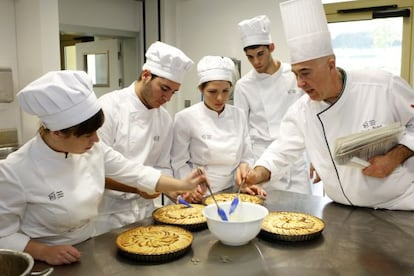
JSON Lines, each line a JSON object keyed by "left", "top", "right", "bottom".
{"left": 184, "top": 99, "right": 191, "bottom": 108}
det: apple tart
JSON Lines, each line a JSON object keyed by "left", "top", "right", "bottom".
{"left": 204, "top": 193, "right": 264, "bottom": 206}
{"left": 260, "top": 211, "right": 325, "bottom": 242}
{"left": 152, "top": 204, "right": 207, "bottom": 231}
{"left": 116, "top": 225, "right": 193, "bottom": 263}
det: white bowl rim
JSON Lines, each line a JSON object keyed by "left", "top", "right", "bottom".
{"left": 202, "top": 201, "right": 268, "bottom": 223}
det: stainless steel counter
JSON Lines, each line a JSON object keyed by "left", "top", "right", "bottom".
{"left": 33, "top": 190, "right": 414, "bottom": 275}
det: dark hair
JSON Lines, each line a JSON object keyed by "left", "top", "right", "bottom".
{"left": 58, "top": 109, "right": 105, "bottom": 137}
{"left": 243, "top": 44, "right": 270, "bottom": 51}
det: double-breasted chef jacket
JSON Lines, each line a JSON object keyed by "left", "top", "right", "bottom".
{"left": 171, "top": 102, "right": 254, "bottom": 193}
{"left": 257, "top": 68, "right": 414, "bottom": 210}
{"left": 0, "top": 134, "right": 160, "bottom": 251}
{"left": 234, "top": 62, "right": 311, "bottom": 194}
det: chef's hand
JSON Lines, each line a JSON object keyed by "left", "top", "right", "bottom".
{"left": 235, "top": 163, "right": 252, "bottom": 186}
{"left": 241, "top": 184, "right": 267, "bottom": 198}
{"left": 363, "top": 155, "right": 397, "bottom": 178}
{"left": 25, "top": 240, "right": 81, "bottom": 265}
{"left": 363, "top": 145, "right": 413, "bottom": 178}
{"left": 181, "top": 169, "right": 206, "bottom": 191}
{"left": 310, "top": 164, "right": 321, "bottom": 184}
{"left": 181, "top": 184, "right": 206, "bottom": 203}
{"left": 156, "top": 169, "right": 205, "bottom": 192}
{"left": 236, "top": 165, "right": 270, "bottom": 186}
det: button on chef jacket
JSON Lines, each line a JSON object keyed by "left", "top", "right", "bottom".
{"left": 256, "top": 69, "right": 414, "bottom": 210}
{"left": 234, "top": 63, "right": 311, "bottom": 194}
{"left": 171, "top": 102, "right": 254, "bottom": 193}
{"left": 0, "top": 134, "right": 160, "bottom": 251}
{"left": 95, "top": 82, "right": 173, "bottom": 235}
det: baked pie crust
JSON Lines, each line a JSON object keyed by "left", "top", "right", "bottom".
{"left": 116, "top": 225, "right": 193, "bottom": 262}
{"left": 204, "top": 193, "right": 264, "bottom": 206}
{"left": 260, "top": 211, "right": 325, "bottom": 241}
{"left": 152, "top": 204, "right": 207, "bottom": 231}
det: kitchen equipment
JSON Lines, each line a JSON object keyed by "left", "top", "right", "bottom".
{"left": 197, "top": 168, "right": 228, "bottom": 221}
{"left": 177, "top": 195, "right": 192, "bottom": 208}
{"left": 152, "top": 204, "right": 207, "bottom": 232}
{"left": 228, "top": 170, "right": 249, "bottom": 215}
{"left": 116, "top": 225, "right": 193, "bottom": 264}
{"left": 0, "top": 249, "right": 53, "bottom": 276}
{"left": 204, "top": 193, "right": 264, "bottom": 206}
{"left": 203, "top": 201, "right": 268, "bottom": 246}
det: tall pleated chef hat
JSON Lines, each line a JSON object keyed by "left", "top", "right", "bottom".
{"left": 280, "top": 0, "right": 334, "bottom": 64}
{"left": 238, "top": 15, "right": 272, "bottom": 48}
{"left": 17, "top": 70, "right": 100, "bottom": 131}
{"left": 142, "top": 41, "right": 193, "bottom": 84}
{"left": 197, "top": 56, "right": 235, "bottom": 85}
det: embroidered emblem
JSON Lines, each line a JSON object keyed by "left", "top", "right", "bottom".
{"left": 153, "top": 135, "right": 160, "bottom": 142}
{"left": 201, "top": 134, "right": 212, "bottom": 140}
{"left": 48, "top": 191, "right": 64, "bottom": 201}
{"left": 287, "top": 89, "right": 297, "bottom": 94}
{"left": 362, "top": 120, "right": 382, "bottom": 130}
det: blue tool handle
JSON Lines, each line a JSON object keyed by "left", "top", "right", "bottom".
{"left": 218, "top": 207, "right": 228, "bottom": 221}
{"left": 177, "top": 195, "right": 192, "bottom": 208}
{"left": 228, "top": 197, "right": 239, "bottom": 215}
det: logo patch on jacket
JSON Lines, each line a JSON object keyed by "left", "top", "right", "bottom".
{"left": 48, "top": 191, "right": 64, "bottom": 201}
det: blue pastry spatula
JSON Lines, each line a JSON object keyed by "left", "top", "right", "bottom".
{"left": 197, "top": 167, "right": 228, "bottom": 221}
{"left": 229, "top": 169, "right": 248, "bottom": 215}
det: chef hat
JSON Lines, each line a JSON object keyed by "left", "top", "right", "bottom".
{"left": 142, "top": 41, "right": 193, "bottom": 84}
{"left": 280, "top": 0, "right": 334, "bottom": 64}
{"left": 197, "top": 56, "right": 235, "bottom": 85}
{"left": 17, "top": 70, "right": 100, "bottom": 131}
{"left": 238, "top": 15, "right": 272, "bottom": 48}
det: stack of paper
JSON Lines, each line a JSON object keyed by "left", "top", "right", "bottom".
{"left": 334, "top": 122, "right": 404, "bottom": 168}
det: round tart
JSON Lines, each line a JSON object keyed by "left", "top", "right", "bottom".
{"left": 152, "top": 204, "right": 207, "bottom": 231}
{"left": 116, "top": 225, "right": 193, "bottom": 263}
{"left": 260, "top": 211, "right": 325, "bottom": 242}
{"left": 204, "top": 193, "right": 264, "bottom": 206}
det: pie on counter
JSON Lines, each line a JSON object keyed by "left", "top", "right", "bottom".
{"left": 204, "top": 193, "right": 264, "bottom": 206}
{"left": 116, "top": 225, "right": 193, "bottom": 263}
{"left": 260, "top": 211, "right": 325, "bottom": 242}
{"left": 152, "top": 204, "right": 207, "bottom": 231}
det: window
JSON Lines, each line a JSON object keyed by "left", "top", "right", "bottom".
{"left": 324, "top": 0, "right": 413, "bottom": 83}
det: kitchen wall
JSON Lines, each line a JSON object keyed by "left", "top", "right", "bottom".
{"left": 161, "top": 0, "right": 291, "bottom": 114}
{"left": 0, "top": 0, "right": 143, "bottom": 144}
{"left": 0, "top": 0, "right": 60, "bottom": 144}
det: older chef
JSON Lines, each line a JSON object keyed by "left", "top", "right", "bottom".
{"left": 0, "top": 70, "right": 204, "bottom": 265}
{"left": 239, "top": 0, "right": 414, "bottom": 210}
{"left": 171, "top": 56, "right": 266, "bottom": 201}
{"left": 94, "top": 41, "right": 193, "bottom": 236}
{"left": 234, "top": 15, "right": 312, "bottom": 194}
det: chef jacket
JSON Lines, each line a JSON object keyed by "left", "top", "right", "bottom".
{"left": 0, "top": 134, "right": 160, "bottom": 251}
{"left": 95, "top": 82, "right": 173, "bottom": 235}
{"left": 257, "top": 69, "right": 414, "bottom": 210}
{"left": 234, "top": 63, "right": 311, "bottom": 194}
{"left": 171, "top": 102, "right": 254, "bottom": 193}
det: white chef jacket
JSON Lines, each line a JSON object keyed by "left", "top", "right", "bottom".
{"left": 171, "top": 102, "right": 254, "bottom": 193}
{"left": 234, "top": 63, "right": 311, "bottom": 194}
{"left": 0, "top": 134, "right": 160, "bottom": 251}
{"left": 95, "top": 82, "right": 173, "bottom": 235}
{"left": 257, "top": 69, "right": 414, "bottom": 210}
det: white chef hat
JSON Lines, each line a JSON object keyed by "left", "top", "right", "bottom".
{"left": 142, "top": 41, "right": 193, "bottom": 84}
{"left": 197, "top": 56, "right": 235, "bottom": 85}
{"left": 280, "top": 0, "right": 334, "bottom": 64}
{"left": 17, "top": 70, "right": 100, "bottom": 131}
{"left": 238, "top": 15, "right": 272, "bottom": 48}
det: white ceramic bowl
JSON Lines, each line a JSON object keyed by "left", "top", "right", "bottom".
{"left": 202, "top": 201, "right": 268, "bottom": 246}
